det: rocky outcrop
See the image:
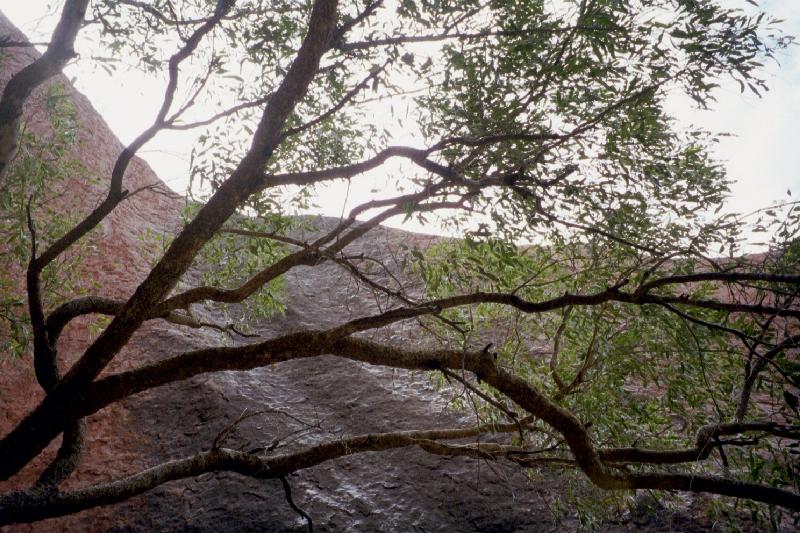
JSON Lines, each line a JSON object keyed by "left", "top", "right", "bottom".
{"left": 0, "top": 12, "right": 717, "bottom": 531}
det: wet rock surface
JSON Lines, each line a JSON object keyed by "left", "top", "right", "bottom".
{"left": 99, "top": 222, "right": 717, "bottom": 532}
{"left": 101, "top": 225, "right": 561, "bottom": 532}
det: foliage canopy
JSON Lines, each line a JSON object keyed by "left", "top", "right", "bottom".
{"left": 0, "top": 0, "right": 799, "bottom": 528}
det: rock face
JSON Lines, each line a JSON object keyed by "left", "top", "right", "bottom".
{"left": 0, "top": 12, "right": 717, "bottom": 532}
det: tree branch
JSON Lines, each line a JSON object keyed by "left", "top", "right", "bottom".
{"left": 32, "top": 0, "right": 237, "bottom": 272}
{"left": 0, "top": 0, "right": 89, "bottom": 186}
{"left": 735, "top": 334, "right": 800, "bottom": 421}
{"left": 0, "top": 422, "right": 526, "bottom": 525}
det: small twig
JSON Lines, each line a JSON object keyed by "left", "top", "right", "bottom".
{"left": 279, "top": 476, "right": 313, "bottom": 533}
{"left": 26, "top": 197, "right": 38, "bottom": 259}
{"left": 166, "top": 95, "right": 271, "bottom": 130}
{"left": 212, "top": 409, "right": 263, "bottom": 451}
{"left": 715, "top": 438, "right": 729, "bottom": 468}
{"left": 440, "top": 367, "right": 525, "bottom": 440}
{"left": 553, "top": 314, "right": 601, "bottom": 401}
{"left": 219, "top": 227, "right": 307, "bottom": 248}
{"left": 226, "top": 324, "right": 260, "bottom": 338}
{"left": 282, "top": 59, "right": 391, "bottom": 140}
{"left": 125, "top": 181, "right": 182, "bottom": 201}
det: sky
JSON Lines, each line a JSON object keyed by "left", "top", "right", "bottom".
{"left": 2, "top": 0, "right": 799, "bottom": 241}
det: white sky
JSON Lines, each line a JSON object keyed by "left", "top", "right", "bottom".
{"left": 2, "top": 0, "right": 798, "bottom": 240}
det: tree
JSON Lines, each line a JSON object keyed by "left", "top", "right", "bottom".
{"left": 0, "top": 0, "right": 799, "bottom": 528}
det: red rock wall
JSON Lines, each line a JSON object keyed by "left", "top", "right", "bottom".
{"left": 0, "top": 11, "right": 185, "bottom": 530}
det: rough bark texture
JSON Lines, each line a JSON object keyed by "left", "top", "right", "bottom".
{"left": 0, "top": 11, "right": 763, "bottom": 532}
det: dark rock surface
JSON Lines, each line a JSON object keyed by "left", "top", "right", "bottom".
{"left": 94, "top": 222, "right": 715, "bottom": 533}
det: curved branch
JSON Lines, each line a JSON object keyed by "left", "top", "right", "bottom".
{"left": 279, "top": 476, "right": 313, "bottom": 533}
{"left": 25, "top": 207, "right": 87, "bottom": 491}
{"left": 599, "top": 421, "right": 799, "bottom": 465}
{"left": 45, "top": 296, "right": 256, "bottom": 346}
{"left": 624, "top": 472, "right": 800, "bottom": 511}
{"left": 45, "top": 297, "right": 123, "bottom": 344}
{"left": 117, "top": 0, "right": 254, "bottom": 26}
{"left": 639, "top": 272, "right": 800, "bottom": 293}
{"left": 78, "top": 334, "right": 618, "bottom": 489}
{"left": 0, "top": 423, "right": 524, "bottom": 525}
{"left": 736, "top": 335, "right": 800, "bottom": 421}
{"left": 267, "top": 145, "right": 431, "bottom": 187}
{"left": 33, "top": 0, "right": 237, "bottom": 272}
{"left": 34, "top": 420, "right": 86, "bottom": 489}
{"left": 46, "top": 192, "right": 460, "bottom": 342}
{"left": 49, "top": 268, "right": 800, "bottom": 369}
{"left": 155, "top": 195, "right": 462, "bottom": 313}
{"left": 327, "top": 287, "right": 800, "bottom": 339}
{"left": 165, "top": 95, "right": 271, "bottom": 131}
{"left": 0, "top": 0, "right": 89, "bottom": 185}
{"left": 266, "top": 131, "right": 560, "bottom": 188}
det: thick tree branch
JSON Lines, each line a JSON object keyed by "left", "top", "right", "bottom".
{"left": 623, "top": 472, "right": 800, "bottom": 511}
{"left": 0, "top": 423, "right": 526, "bottom": 525}
{"left": 24, "top": 206, "right": 86, "bottom": 491}
{"left": 599, "top": 421, "right": 800, "bottom": 465}
{"left": 34, "top": 421, "right": 86, "bottom": 489}
{"left": 6, "top": 325, "right": 799, "bottom": 514}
